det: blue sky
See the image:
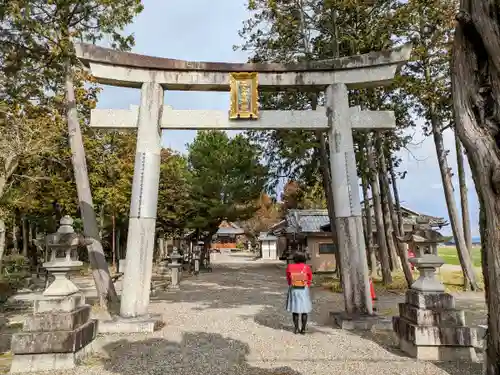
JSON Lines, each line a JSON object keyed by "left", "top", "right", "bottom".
{"left": 95, "top": 0, "right": 480, "bottom": 236}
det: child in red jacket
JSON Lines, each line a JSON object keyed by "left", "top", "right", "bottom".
{"left": 285, "top": 252, "right": 313, "bottom": 334}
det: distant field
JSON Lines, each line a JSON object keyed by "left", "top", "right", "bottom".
{"left": 438, "top": 246, "right": 482, "bottom": 267}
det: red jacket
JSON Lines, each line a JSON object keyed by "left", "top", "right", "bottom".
{"left": 286, "top": 263, "right": 313, "bottom": 287}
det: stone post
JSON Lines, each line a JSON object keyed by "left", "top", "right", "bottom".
{"left": 120, "top": 82, "right": 164, "bottom": 318}
{"left": 393, "top": 230, "right": 478, "bottom": 360}
{"left": 151, "top": 257, "right": 170, "bottom": 293}
{"left": 168, "top": 248, "right": 182, "bottom": 289}
{"left": 10, "top": 216, "right": 97, "bottom": 373}
{"left": 193, "top": 246, "right": 201, "bottom": 275}
{"left": 326, "top": 83, "right": 372, "bottom": 316}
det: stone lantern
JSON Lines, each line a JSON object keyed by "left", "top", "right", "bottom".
{"left": 396, "top": 231, "right": 451, "bottom": 293}
{"left": 9, "top": 216, "right": 98, "bottom": 373}
{"left": 42, "top": 216, "right": 89, "bottom": 297}
{"left": 193, "top": 243, "right": 202, "bottom": 275}
{"left": 168, "top": 247, "right": 182, "bottom": 289}
{"left": 392, "top": 225, "right": 478, "bottom": 361}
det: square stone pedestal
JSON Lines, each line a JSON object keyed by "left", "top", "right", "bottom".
{"left": 393, "top": 289, "right": 478, "bottom": 361}
{"left": 10, "top": 293, "right": 97, "bottom": 373}
{"left": 97, "top": 314, "right": 163, "bottom": 334}
{"left": 330, "top": 311, "right": 392, "bottom": 331}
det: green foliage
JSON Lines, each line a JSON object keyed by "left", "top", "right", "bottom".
{"left": 0, "top": 0, "right": 143, "bottom": 220}
{"left": 237, "top": 0, "right": 415, "bottom": 194}
{"left": 2, "top": 254, "right": 29, "bottom": 277}
{"left": 187, "top": 130, "right": 269, "bottom": 233}
{"left": 0, "top": 255, "right": 30, "bottom": 303}
{"left": 391, "top": 0, "right": 457, "bottom": 134}
{"left": 157, "top": 149, "right": 192, "bottom": 235}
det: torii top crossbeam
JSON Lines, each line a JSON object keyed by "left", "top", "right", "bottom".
{"left": 75, "top": 43, "right": 412, "bottom": 91}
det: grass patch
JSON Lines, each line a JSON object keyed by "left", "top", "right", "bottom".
{"left": 438, "top": 246, "right": 482, "bottom": 267}
{"left": 318, "top": 269, "right": 485, "bottom": 295}
{"left": 373, "top": 270, "right": 484, "bottom": 293}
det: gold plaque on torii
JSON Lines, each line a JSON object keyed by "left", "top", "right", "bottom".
{"left": 229, "top": 72, "right": 259, "bottom": 120}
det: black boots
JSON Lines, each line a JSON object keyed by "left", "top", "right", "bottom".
{"left": 300, "top": 313, "right": 308, "bottom": 334}
{"left": 292, "top": 313, "right": 308, "bottom": 334}
{"left": 292, "top": 313, "right": 299, "bottom": 334}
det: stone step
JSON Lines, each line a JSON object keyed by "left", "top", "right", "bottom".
{"left": 398, "top": 303, "right": 466, "bottom": 327}
{"left": 11, "top": 319, "right": 97, "bottom": 355}
{"left": 405, "top": 289, "right": 455, "bottom": 310}
{"left": 393, "top": 316, "right": 478, "bottom": 347}
{"left": 23, "top": 305, "right": 91, "bottom": 332}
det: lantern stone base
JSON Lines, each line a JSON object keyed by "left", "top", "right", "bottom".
{"left": 10, "top": 344, "right": 94, "bottom": 373}
{"left": 393, "top": 289, "right": 478, "bottom": 361}
{"left": 395, "top": 334, "right": 477, "bottom": 361}
{"left": 10, "top": 294, "right": 97, "bottom": 373}
{"left": 330, "top": 311, "right": 392, "bottom": 331}
{"left": 97, "top": 314, "right": 163, "bottom": 334}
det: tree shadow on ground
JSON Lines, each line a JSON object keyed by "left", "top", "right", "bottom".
{"left": 96, "top": 331, "right": 303, "bottom": 375}
{"left": 434, "top": 360, "right": 483, "bottom": 375}
{"left": 150, "top": 263, "right": 286, "bottom": 310}
{"left": 244, "top": 305, "right": 327, "bottom": 334}
{"left": 151, "top": 263, "right": 333, "bottom": 333}
{"left": 349, "top": 329, "right": 483, "bottom": 375}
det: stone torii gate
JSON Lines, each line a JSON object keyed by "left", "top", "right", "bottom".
{"left": 75, "top": 43, "right": 411, "bottom": 323}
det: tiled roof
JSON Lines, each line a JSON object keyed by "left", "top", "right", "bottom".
{"left": 286, "top": 209, "right": 330, "bottom": 233}
{"left": 258, "top": 232, "right": 278, "bottom": 241}
{"left": 216, "top": 227, "right": 245, "bottom": 235}
{"left": 276, "top": 207, "right": 448, "bottom": 235}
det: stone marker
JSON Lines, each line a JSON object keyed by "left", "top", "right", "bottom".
{"left": 193, "top": 246, "right": 201, "bottom": 275}
{"left": 392, "top": 229, "right": 478, "bottom": 361}
{"left": 10, "top": 216, "right": 97, "bottom": 373}
{"left": 151, "top": 258, "right": 170, "bottom": 293}
{"left": 168, "top": 248, "right": 182, "bottom": 289}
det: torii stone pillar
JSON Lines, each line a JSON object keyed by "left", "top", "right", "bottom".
{"left": 120, "top": 82, "right": 163, "bottom": 318}
{"left": 327, "top": 83, "right": 372, "bottom": 315}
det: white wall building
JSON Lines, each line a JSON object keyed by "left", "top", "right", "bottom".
{"left": 258, "top": 232, "right": 278, "bottom": 260}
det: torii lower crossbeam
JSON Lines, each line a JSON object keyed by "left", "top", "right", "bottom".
{"left": 91, "top": 106, "right": 395, "bottom": 131}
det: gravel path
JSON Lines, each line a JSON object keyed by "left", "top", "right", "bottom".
{"left": 3, "top": 256, "right": 484, "bottom": 375}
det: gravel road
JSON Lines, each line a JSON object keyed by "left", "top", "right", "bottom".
{"left": 2, "top": 255, "right": 484, "bottom": 375}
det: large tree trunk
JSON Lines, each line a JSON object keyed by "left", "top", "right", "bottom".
{"left": 312, "top": 94, "right": 341, "bottom": 279}
{"left": 99, "top": 205, "right": 105, "bottom": 240}
{"left": 65, "top": 64, "right": 118, "bottom": 306}
{"left": 423, "top": 57, "right": 478, "bottom": 291}
{"left": 22, "top": 216, "right": 28, "bottom": 257}
{"left": 111, "top": 213, "right": 116, "bottom": 271}
{"left": 388, "top": 157, "right": 405, "bottom": 236}
{"left": 432, "top": 118, "right": 478, "bottom": 290}
{"left": 379, "top": 144, "right": 413, "bottom": 286}
{"left": 367, "top": 135, "right": 392, "bottom": 284}
{"left": 362, "top": 173, "right": 376, "bottom": 278}
{"left": 455, "top": 131, "right": 473, "bottom": 290}
{"left": 379, "top": 177, "right": 401, "bottom": 271}
{"left": 116, "top": 227, "right": 121, "bottom": 269}
{"left": 455, "top": 132, "right": 473, "bottom": 247}
{"left": 376, "top": 135, "right": 401, "bottom": 271}
{"left": 452, "top": 5, "right": 500, "bottom": 373}
{"left": 386, "top": 180, "right": 413, "bottom": 286}
{"left": 0, "top": 219, "right": 5, "bottom": 272}
{"left": 12, "top": 220, "right": 18, "bottom": 254}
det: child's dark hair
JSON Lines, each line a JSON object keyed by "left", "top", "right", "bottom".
{"left": 293, "top": 251, "right": 307, "bottom": 264}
